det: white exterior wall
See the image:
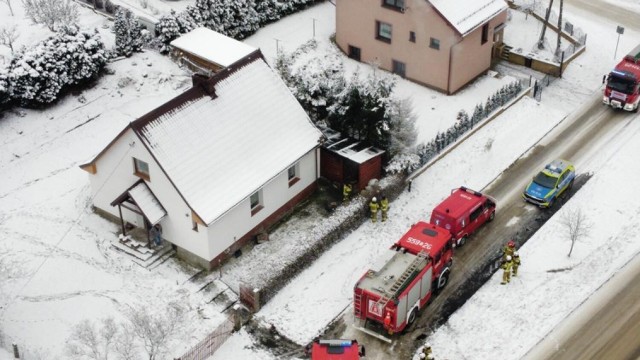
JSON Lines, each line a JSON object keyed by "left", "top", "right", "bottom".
{"left": 205, "top": 149, "right": 317, "bottom": 260}
{"left": 89, "top": 129, "right": 208, "bottom": 258}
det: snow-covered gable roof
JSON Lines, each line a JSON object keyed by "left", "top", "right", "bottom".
{"left": 170, "top": 27, "right": 257, "bottom": 67}
{"left": 429, "top": 0, "right": 507, "bottom": 37}
{"left": 135, "top": 55, "right": 322, "bottom": 225}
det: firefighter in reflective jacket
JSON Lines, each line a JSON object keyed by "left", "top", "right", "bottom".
{"left": 380, "top": 196, "right": 389, "bottom": 222}
{"left": 512, "top": 251, "right": 521, "bottom": 277}
{"left": 503, "top": 240, "right": 516, "bottom": 260}
{"left": 501, "top": 255, "right": 513, "bottom": 285}
{"left": 383, "top": 312, "right": 392, "bottom": 334}
{"left": 369, "top": 197, "right": 379, "bottom": 223}
{"left": 343, "top": 183, "right": 352, "bottom": 202}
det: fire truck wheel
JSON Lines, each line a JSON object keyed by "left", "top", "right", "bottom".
{"left": 407, "top": 308, "right": 418, "bottom": 326}
{"left": 488, "top": 211, "right": 495, "bottom": 222}
{"left": 438, "top": 269, "right": 450, "bottom": 290}
{"left": 458, "top": 236, "right": 468, "bottom": 247}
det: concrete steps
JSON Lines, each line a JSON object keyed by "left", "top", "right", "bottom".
{"left": 112, "top": 234, "right": 175, "bottom": 269}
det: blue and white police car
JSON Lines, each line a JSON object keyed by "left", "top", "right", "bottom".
{"left": 523, "top": 159, "right": 576, "bottom": 208}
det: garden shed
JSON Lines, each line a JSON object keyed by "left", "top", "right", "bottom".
{"left": 320, "top": 127, "right": 385, "bottom": 192}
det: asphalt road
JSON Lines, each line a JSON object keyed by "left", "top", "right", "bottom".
{"left": 522, "top": 253, "right": 640, "bottom": 360}
{"left": 564, "top": 0, "right": 640, "bottom": 32}
{"left": 327, "top": 92, "right": 640, "bottom": 359}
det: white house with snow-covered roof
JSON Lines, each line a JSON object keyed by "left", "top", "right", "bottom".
{"left": 80, "top": 50, "right": 323, "bottom": 269}
{"left": 336, "top": 0, "right": 508, "bottom": 94}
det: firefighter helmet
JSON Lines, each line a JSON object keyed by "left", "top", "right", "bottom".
{"left": 508, "top": 240, "right": 516, "bottom": 248}
{"left": 419, "top": 354, "right": 426, "bottom": 359}
{"left": 514, "top": 251, "right": 519, "bottom": 257}
{"left": 372, "top": 197, "right": 377, "bottom": 202}
{"left": 506, "top": 255, "right": 512, "bottom": 261}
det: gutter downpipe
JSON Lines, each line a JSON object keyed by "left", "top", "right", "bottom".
{"left": 447, "top": 35, "right": 464, "bottom": 95}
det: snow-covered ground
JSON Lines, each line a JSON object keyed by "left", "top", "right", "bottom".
{"left": 2, "top": 0, "right": 640, "bottom": 359}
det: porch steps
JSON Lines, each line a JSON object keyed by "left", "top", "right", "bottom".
{"left": 112, "top": 235, "right": 175, "bottom": 269}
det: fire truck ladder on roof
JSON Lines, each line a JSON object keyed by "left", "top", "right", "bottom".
{"left": 373, "top": 250, "right": 429, "bottom": 313}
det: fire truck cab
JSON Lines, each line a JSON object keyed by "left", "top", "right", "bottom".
{"left": 430, "top": 186, "right": 496, "bottom": 247}
{"left": 310, "top": 339, "right": 364, "bottom": 360}
{"left": 353, "top": 222, "right": 453, "bottom": 343}
{"left": 603, "top": 43, "right": 640, "bottom": 112}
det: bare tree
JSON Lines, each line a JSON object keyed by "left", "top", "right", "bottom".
{"left": 114, "top": 324, "right": 138, "bottom": 360}
{"left": 127, "top": 301, "right": 186, "bottom": 360}
{"left": 65, "top": 317, "right": 118, "bottom": 360}
{"left": 1, "top": 0, "right": 14, "bottom": 16}
{"left": 0, "top": 26, "right": 19, "bottom": 54}
{"left": 560, "top": 207, "right": 592, "bottom": 257}
{"left": 22, "top": 0, "right": 79, "bottom": 32}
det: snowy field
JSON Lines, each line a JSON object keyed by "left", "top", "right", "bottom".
{"left": 1, "top": 0, "right": 640, "bottom": 359}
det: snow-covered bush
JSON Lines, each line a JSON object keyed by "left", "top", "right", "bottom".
{"left": 0, "top": 68, "right": 9, "bottom": 107}
{"left": 104, "top": 0, "right": 116, "bottom": 14}
{"left": 155, "top": 0, "right": 323, "bottom": 48}
{"left": 6, "top": 26, "right": 107, "bottom": 106}
{"left": 114, "top": 7, "right": 150, "bottom": 57}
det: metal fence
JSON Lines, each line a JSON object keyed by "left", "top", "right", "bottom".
{"left": 175, "top": 318, "right": 235, "bottom": 360}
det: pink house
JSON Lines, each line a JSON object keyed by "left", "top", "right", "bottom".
{"left": 336, "top": 0, "right": 508, "bottom": 94}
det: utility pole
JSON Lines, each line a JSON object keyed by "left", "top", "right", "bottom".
{"left": 312, "top": 18, "right": 317, "bottom": 38}
{"left": 555, "top": 0, "right": 563, "bottom": 56}
{"left": 537, "top": 0, "right": 554, "bottom": 49}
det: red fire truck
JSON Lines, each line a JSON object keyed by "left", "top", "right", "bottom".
{"left": 310, "top": 339, "right": 365, "bottom": 359}
{"left": 603, "top": 44, "right": 640, "bottom": 112}
{"left": 353, "top": 222, "right": 453, "bottom": 342}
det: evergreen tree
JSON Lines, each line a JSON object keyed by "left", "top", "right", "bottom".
{"left": 386, "top": 97, "right": 417, "bottom": 157}
{"left": 456, "top": 109, "right": 470, "bottom": 131}
{"left": 254, "top": 0, "right": 281, "bottom": 24}
{"left": 471, "top": 103, "right": 483, "bottom": 125}
{"left": 115, "top": 7, "right": 149, "bottom": 57}
{"left": 292, "top": 48, "right": 346, "bottom": 122}
{"left": 156, "top": 11, "right": 181, "bottom": 52}
{"left": 0, "top": 67, "right": 9, "bottom": 106}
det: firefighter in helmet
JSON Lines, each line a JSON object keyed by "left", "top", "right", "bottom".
{"left": 422, "top": 344, "right": 433, "bottom": 357}
{"left": 501, "top": 255, "right": 513, "bottom": 285}
{"left": 503, "top": 240, "right": 516, "bottom": 260}
{"left": 512, "top": 251, "right": 521, "bottom": 277}
{"left": 343, "top": 182, "right": 353, "bottom": 202}
{"left": 380, "top": 195, "right": 389, "bottom": 222}
{"left": 369, "top": 197, "right": 380, "bottom": 223}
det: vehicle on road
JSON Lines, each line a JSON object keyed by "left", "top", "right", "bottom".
{"left": 429, "top": 186, "right": 496, "bottom": 247}
{"left": 523, "top": 159, "right": 575, "bottom": 208}
{"left": 309, "top": 339, "right": 364, "bottom": 359}
{"left": 353, "top": 222, "right": 453, "bottom": 343}
{"left": 603, "top": 43, "right": 640, "bottom": 112}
